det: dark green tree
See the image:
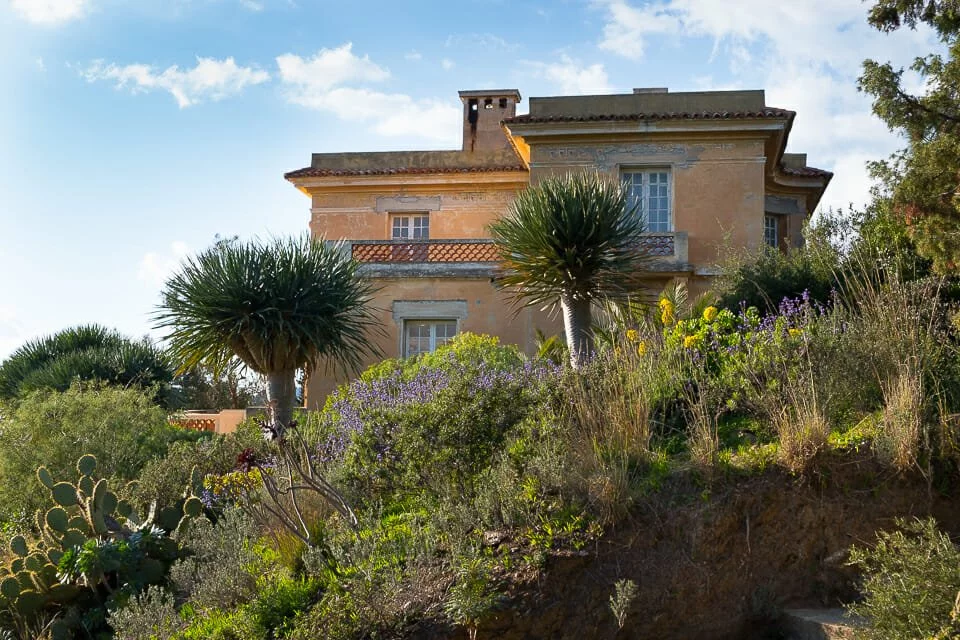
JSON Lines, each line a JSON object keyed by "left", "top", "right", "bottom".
{"left": 154, "top": 235, "right": 379, "bottom": 434}
{"left": 860, "top": 0, "right": 960, "bottom": 273}
{"left": 0, "top": 325, "right": 173, "bottom": 405}
{"left": 489, "top": 172, "right": 651, "bottom": 368}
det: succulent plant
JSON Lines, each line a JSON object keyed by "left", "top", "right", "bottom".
{"left": 0, "top": 454, "right": 203, "bottom": 636}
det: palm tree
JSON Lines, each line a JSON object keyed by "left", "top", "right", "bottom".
{"left": 489, "top": 172, "right": 652, "bottom": 369}
{"left": 154, "top": 235, "right": 380, "bottom": 433}
{"left": 0, "top": 325, "right": 173, "bottom": 404}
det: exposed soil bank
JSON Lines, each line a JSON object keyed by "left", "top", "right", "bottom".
{"left": 412, "top": 453, "right": 960, "bottom": 639}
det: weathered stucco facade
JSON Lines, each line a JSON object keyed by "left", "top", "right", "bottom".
{"left": 286, "top": 87, "right": 831, "bottom": 407}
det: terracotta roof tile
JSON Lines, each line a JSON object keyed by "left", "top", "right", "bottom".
{"left": 780, "top": 165, "right": 833, "bottom": 178}
{"left": 504, "top": 108, "right": 794, "bottom": 125}
{"left": 285, "top": 164, "right": 527, "bottom": 180}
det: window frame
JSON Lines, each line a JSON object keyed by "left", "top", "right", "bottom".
{"left": 764, "top": 214, "right": 779, "bottom": 249}
{"left": 403, "top": 319, "right": 458, "bottom": 357}
{"left": 390, "top": 213, "right": 430, "bottom": 240}
{"left": 621, "top": 168, "right": 673, "bottom": 233}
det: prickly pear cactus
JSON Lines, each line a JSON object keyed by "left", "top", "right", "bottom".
{"left": 0, "top": 454, "right": 205, "bottom": 636}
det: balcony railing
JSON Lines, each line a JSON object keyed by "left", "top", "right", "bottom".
{"left": 348, "top": 232, "right": 688, "bottom": 266}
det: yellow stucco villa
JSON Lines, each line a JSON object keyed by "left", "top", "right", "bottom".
{"left": 285, "top": 87, "right": 832, "bottom": 406}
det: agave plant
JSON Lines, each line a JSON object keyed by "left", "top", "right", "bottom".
{"left": 154, "top": 235, "right": 380, "bottom": 434}
{"left": 490, "top": 172, "right": 653, "bottom": 368}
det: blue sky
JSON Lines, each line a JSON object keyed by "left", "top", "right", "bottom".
{"left": 0, "top": 0, "right": 940, "bottom": 359}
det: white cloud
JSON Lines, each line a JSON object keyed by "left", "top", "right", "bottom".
{"left": 404, "top": 51, "right": 423, "bottom": 61}
{"left": 238, "top": 0, "right": 264, "bottom": 9}
{"left": 593, "top": 0, "right": 939, "bottom": 211}
{"left": 138, "top": 241, "right": 190, "bottom": 287}
{"left": 275, "top": 43, "right": 388, "bottom": 93}
{"left": 444, "top": 33, "right": 518, "bottom": 52}
{"left": 81, "top": 57, "right": 270, "bottom": 108}
{"left": 441, "top": 58, "right": 455, "bottom": 70}
{"left": 10, "top": 0, "right": 88, "bottom": 25}
{"left": 525, "top": 55, "right": 611, "bottom": 95}
{"left": 277, "top": 43, "right": 460, "bottom": 144}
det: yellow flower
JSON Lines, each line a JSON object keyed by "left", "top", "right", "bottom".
{"left": 788, "top": 328, "right": 802, "bottom": 338}
{"left": 637, "top": 341, "right": 647, "bottom": 356}
{"left": 659, "top": 298, "right": 675, "bottom": 326}
{"left": 703, "top": 306, "right": 718, "bottom": 322}
{"left": 626, "top": 328, "right": 639, "bottom": 343}
{"left": 683, "top": 335, "right": 699, "bottom": 349}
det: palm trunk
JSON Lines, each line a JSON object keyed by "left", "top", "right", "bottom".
{"left": 561, "top": 293, "right": 593, "bottom": 369}
{"left": 265, "top": 369, "right": 298, "bottom": 437}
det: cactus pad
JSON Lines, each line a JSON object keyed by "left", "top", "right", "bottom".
{"left": 78, "top": 475, "right": 94, "bottom": 496}
{"left": 10, "top": 535, "right": 28, "bottom": 558}
{"left": 0, "top": 576, "right": 20, "bottom": 600}
{"left": 36, "top": 467, "right": 54, "bottom": 489}
{"left": 76, "top": 455, "right": 97, "bottom": 477}
{"left": 45, "top": 507, "right": 69, "bottom": 533}
{"left": 51, "top": 483, "right": 78, "bottom": 508}
{"left": 183, "top": 496, "right": 203, "bottom": 518}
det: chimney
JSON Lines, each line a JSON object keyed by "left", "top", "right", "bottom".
{"left": 458, "top": 89, "right": 521, "bottom": 152}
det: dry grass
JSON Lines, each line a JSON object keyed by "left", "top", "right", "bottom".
{"left": 772, "top": 382, "right": 830, "bottom": 474}
{"left": 877, "top": 366, "right": 925, "bottom": 472}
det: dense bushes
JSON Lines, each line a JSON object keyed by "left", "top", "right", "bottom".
{"left": 0, "top": 325, "right": 173, "bottom": 406}
{"left": 311, "top": 333, "right": 560, "bottom": 502}
{"left": 0, "top": 386, "right": 204, "bottom": 528}
{"left": 848, "top": 518, "right": 960, "bottom": 639}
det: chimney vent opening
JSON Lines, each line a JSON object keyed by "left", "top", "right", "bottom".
{"left": 498, "top": 97, "right": 508, "bottom": 109}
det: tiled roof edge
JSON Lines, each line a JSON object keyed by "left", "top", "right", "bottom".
{"left": 285, "top": 164, "right": 528, "bottom": 179}
{"left": 503, "top": 108, "right": 795, "bottom": 124}
{"left": 780, "top": 165, "right": 833, "bottom": 178}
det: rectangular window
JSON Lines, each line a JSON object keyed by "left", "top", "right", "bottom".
{"left": 622, "top": 170, "right": 672, "bottom": 232}
{"left": 404, "top": 320, "right": 457, "bottom": 357}
{"left": 391, "top": 214, "right": 430, "bottom": 240}
{"left": 764, "top": 215, "right": 779, "bottom": 249}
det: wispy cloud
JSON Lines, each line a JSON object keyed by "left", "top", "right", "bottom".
{"left": 138, "top": 241, "right": 190, "bottom": 287}
{"left": 404, "top": 51, "right": 423, "bottom": 61}
{"left": 81, "top": 57, "right": 270, "bottom": 108}
{"left": 593, "top": 0, "right": 939, "bottom": 211}
{"left": 276, "top": 43, "right": 460, "bottom": 144}
{"left": 524, "top": 55, "right": 611, "bottom": 95}
{"left": 444, "top": 33, "right": 518, "bottom": 52}
{"left": 441, "top": 58, "right": 455, "bottom": 70}
{"left": 10, "top": 0, "right": 89, "bottom": 25}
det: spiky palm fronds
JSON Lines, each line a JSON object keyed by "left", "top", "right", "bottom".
{"left": 0, "top": 325, "right": 172, "bottom": 402}
{"left": 154, "top": 235, "right": 380, "bottom": 379}
{"left": 490, "top": 172, "right": 654, "bottom": 367}
{"left": 490, "top": 172, "right": 651, "bottom": 308}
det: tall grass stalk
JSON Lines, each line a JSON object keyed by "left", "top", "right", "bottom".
{"left": 878, "top": 364, "right": 925, "bottom": 472}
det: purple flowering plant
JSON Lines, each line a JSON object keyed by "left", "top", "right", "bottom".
{"left": 311, "top": 334, "right": 562, "bottom": 500}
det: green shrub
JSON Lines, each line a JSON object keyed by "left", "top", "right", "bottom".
{"left": 0, "top": 386, "right": 203, "bottom": 525}
{"left": 108, "top": 586, "right": 185, "bottom": 640}
{"left": 130, "top": 420, "right": 265, "bottom": 514}
{"left": 169, "top": 509, "right": 261, "bottom": 609}
{"left": 716, "top": 245, "right": 837, "bottom": 314}
{"left": 848, "top": 518, "right": 960, "bottom": 639}
{"left": 314, "top": 334, "right": 560, "bottom": 502}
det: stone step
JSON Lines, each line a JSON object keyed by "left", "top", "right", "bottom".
{"left": 781, "top": 609, "right": 864, "bottom": 640}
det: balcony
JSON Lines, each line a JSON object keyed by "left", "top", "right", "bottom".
{"left": 344, "top": 232, "right": 690, "bottom": 277}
